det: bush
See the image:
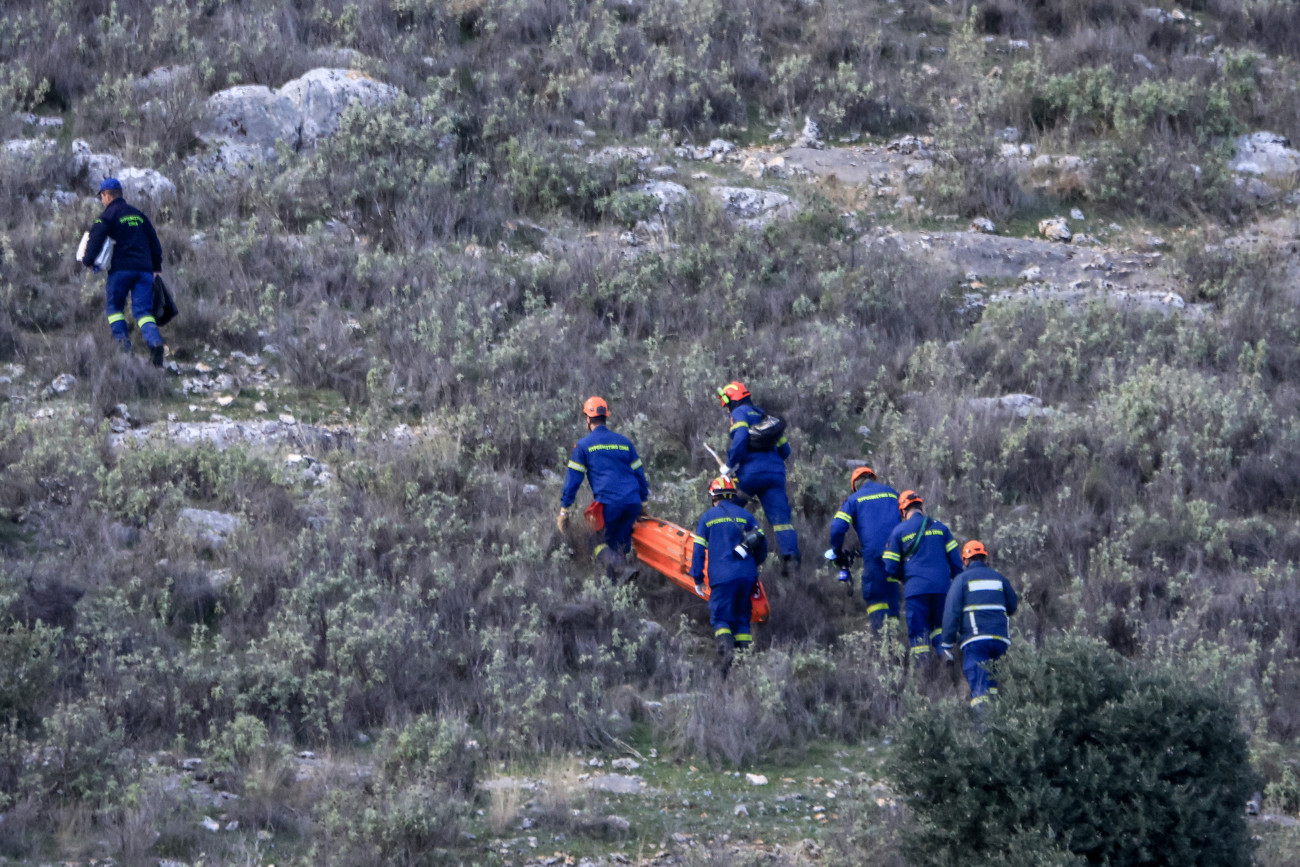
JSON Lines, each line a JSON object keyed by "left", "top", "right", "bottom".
{"left": 888, "top": 634, "right": 1256, "bottom": 867}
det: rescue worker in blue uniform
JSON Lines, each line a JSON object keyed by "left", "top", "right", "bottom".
{"left": 828, "top": 466, "right": 901, "bottom": 630}
{"left": 882, "top": 490, "right": 962, "bottom": 664}
{"left": 716, "top": 381, "right": 800, "bottom": 572}
{"left": 941, "top": 540, "right": 1019, "bottom": 709}
{"left": 558, "top": 396, "right": 649, "bottom": 583}
{"left": 80, "top": 178, "right": 166, "bottom": 367}
{"left": 689, "top": 475, "right": 767, "bottom": 675}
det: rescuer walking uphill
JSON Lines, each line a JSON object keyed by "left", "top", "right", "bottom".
{"left": 941, "top": 540, "right": 1019, "bottom": 709}
{"left": 558, "top": 397, "right": 648, "bottom": 583}
{"left": 80, "top": 178, "right": 166, "bottom": 367}
{"left": 690, "top": 476, "right": 768, "bottom": 676}
{"left": 716, "top": 381, "right": 800, "bottom": 572}
{"left": 883, "top": 491, "right": 962, "bottom": 663}
{"left": 828, "top": 466, "right": 901, "bottom": 630}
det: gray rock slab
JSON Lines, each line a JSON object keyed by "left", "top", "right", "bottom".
{"left": 583, "top": 773, "right": 643, "bottom": 794}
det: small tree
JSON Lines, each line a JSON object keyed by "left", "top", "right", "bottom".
{"left": 888, "top": 635, "right": 1256, "bottom": 867}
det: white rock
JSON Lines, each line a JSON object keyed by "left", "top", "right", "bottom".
{"left": 628, "top": 181, "right": 691, "bottom": 214}
{"left": 1070, "top": 208, "right": 1085, "bottom": 221}
{"left": 969, "top": 217, "right": 995, "bottom": 233}
{"left": 611, "top": 758, "right": 641, "bottom": 771}
{"left": 279, "top": 413, "right": 296, "bottom": 425}
{"left": 734, "top": 804, "right": 749, "bottom": 817}
{"left": 967, "top": 394, "right": 1052, "bottom": 419}
{"left": 178, "top": 508, "right": 243, "bottom": 539}
{"left": 1038, "top": 217, "right": 1071, "bottom": 242}
{"left": 793, "top": 116, "right": 824, "bottom": 149}
{"left": 605, "top": 815, "right": 631, "bottom": 833}
{"left": 195, "top": 68, "right": 399, "bottom": 173}
{"left": 1230, "top": 132, "right": 1300, "bottom": 180}
{"left": 115, "top": 166, "right": 177, "bottom": 201}
{"left": 1019, "top": 265, "right": 1042, "bottom": 281}
{"left": 201, "top": 816, "right": 220, "bottom": 832}
{"left": 709, "top": 186, "right": 797, "bottom": 226}
{"left": 746, "top": 773, "right": 769, "bottom": 786}
{"left": 44, "top": 373, "right": 77, "bottom": 396}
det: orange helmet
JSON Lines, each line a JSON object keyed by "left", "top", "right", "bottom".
{"left": 582, "top": 396, "right": 609, "bottom": 419}
{"left": 716, "top": 381, "right": 751, "bottom": 407}
{"left": 898, "top": 490, "right": 923, "bottom": 515}
{"left": 850, "top": 466, "right": 876, "bottom": 491}
{"left": 709, "top": 475, "right": 738, "bottom": 498}
{"left": 962, "top": 540, "right": 988, "bottom": 560}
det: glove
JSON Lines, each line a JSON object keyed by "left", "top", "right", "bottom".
{"left": 556, "top": 508, "right": 569, "bottom": 533}
{"left": 694, "top": 580, "right": 706, "bottom": 597}
{"left": 719, "top": 464, "right": 733, "bottom": 478}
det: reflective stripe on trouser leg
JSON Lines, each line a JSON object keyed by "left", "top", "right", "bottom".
{"left": 962, "top": 639, "right": 1007, "bottom": 704}
{"left": 746, "top": 478, "right": 799, "bottom": 559}
{"left": 128, "top": 272, "right": 162, "bottom": 347}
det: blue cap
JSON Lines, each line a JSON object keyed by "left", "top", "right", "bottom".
{"left": 98, "top": 177, "right": 122, "bottom": 192}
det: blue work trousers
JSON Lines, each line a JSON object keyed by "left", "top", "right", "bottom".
{"left": 905, "top": 593, "right": 946, "bottom": 660}
{"left": 106, "top": 271, "right": 161, "bottom": 348}
{"left": 709, "top": 578, "right": 755, "bottom": 646}
{"left": 962, "top": 640, "right": 1008, "bottom": 706}
{"left": 597, "top": 501, "right": 641, "bottom": 556}
{"left": 738, "top": 473, "right": 799, "bottom": 560}
{"left": 862, "top": 556, "right": 900, "bottom": 630}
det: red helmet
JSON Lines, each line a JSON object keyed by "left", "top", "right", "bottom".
{"left": 709, "top": 475, "right": 738, "bottom": 498}
{"left": 716, "top": 381, "right": 750, "bottom": 407}
{"left": 850, "top": 466, "right": 876, "bottom": 491}
{"left": 582, "top": 396, "right": 609, "bottom": 419}
{"left": 962, "top": 540, "right": 988, "bottom": 560}
{"left": 898, "top": 490, "right": 924, "bottom": 515}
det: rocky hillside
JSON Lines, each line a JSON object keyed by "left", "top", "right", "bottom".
{"left": 2, "top": 0, "right": 1300, "bottom": 863}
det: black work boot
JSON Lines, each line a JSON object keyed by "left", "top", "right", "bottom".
{"left": 595, "top": 545, "right": 623, "bottom": 582}
{"left": 715, "top": 633, "right": 736, "bottom": 678}
{"left": 150, "top": 344, "right": 165, "bottom": 368}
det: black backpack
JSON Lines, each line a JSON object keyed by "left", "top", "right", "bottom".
{"left": 746, "top": 412, "right": 787, "bottom": 452}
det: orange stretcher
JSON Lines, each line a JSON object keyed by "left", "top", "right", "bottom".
{"left": 630, "top": 514, "right": 771, "bottom": 623}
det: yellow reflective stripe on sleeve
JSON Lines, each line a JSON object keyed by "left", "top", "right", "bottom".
{"left": 693, "top": 535, "right": 706, "bottom": 547}
{"left": 882, "top": 551, "right": 901, "bottom": 562}
{"left": 910, "top": 645, "right": 932, "bottom": 655}
{"left": 715, "top": 627, "right": 733, "bottom": 636}
{"left": 734, "top": 634, "right": 753, "bottom": 643}
{"left": 567, "top": 461, "right": 587, "bottom": 473}
{"left": 137, "top": 315, "right": 157, "bottom": 327}
{"left": 866, "top": 603, "right": 889, "bottom": 615}
{"left": 887, "top": 577, "right": 901, "bottom": 584}
{"left": 777, "top": 436, "right": 788, "bottom": 445}
{"left": 630, "top": 459, "right": 642, "bottom": 469}
{"left": 107, "top": 313, "right": 126, "bottom": 324}
{"left": 945, "top": 539, "right": 959, "bottom": 552}
{"left": 834, "top": 511, "right": 852, "bottom": 523}
{"left": 773, "top": 524, "right": 793, "bottom": 532}
{"left": 971, "top": 694, "right": 992, "bottom": 707}
{"left": 730, "top": 421, "right": 749, "bottom": 431}
{"left": 930, "top": 628, "right": 942, "bottom": 638}
{"left": 593, "top": 544, "right": 608, "bottom": 556}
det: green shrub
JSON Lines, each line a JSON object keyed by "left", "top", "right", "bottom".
{"left": 888, "top": 634, "right": 1256, "bottom": 867}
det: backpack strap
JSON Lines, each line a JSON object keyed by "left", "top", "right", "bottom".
{"left": 902, "top": 516, "right": 930, "bottom": 560}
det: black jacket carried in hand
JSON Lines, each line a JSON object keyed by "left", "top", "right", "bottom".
{"left": 82, "top": 197, "right": 162, "bottom": 274}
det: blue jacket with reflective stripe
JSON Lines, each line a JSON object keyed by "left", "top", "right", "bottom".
{"left": 83, "top": 197, "right": 163, "bottom": 274}
{"left": 940, "top": 562, "right": 1019, "bottom": 650}
{"left": 726, "top": 400, "right": 789, "bottom": 484}
{"left": 829, "top": 481, "right": 900, "bottom": 560}
{"left": 689, "top": 499, "right": 767, "bottom": 584}
{"left": 560, "top": 424, "right": 649, "bottom": 508}
{"left": 882, "top": 512, "right": 962, "bottom": 597}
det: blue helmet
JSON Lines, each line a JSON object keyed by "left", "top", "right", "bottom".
{"left": 98, "top": 177, "right": 123, "bottom": 192}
